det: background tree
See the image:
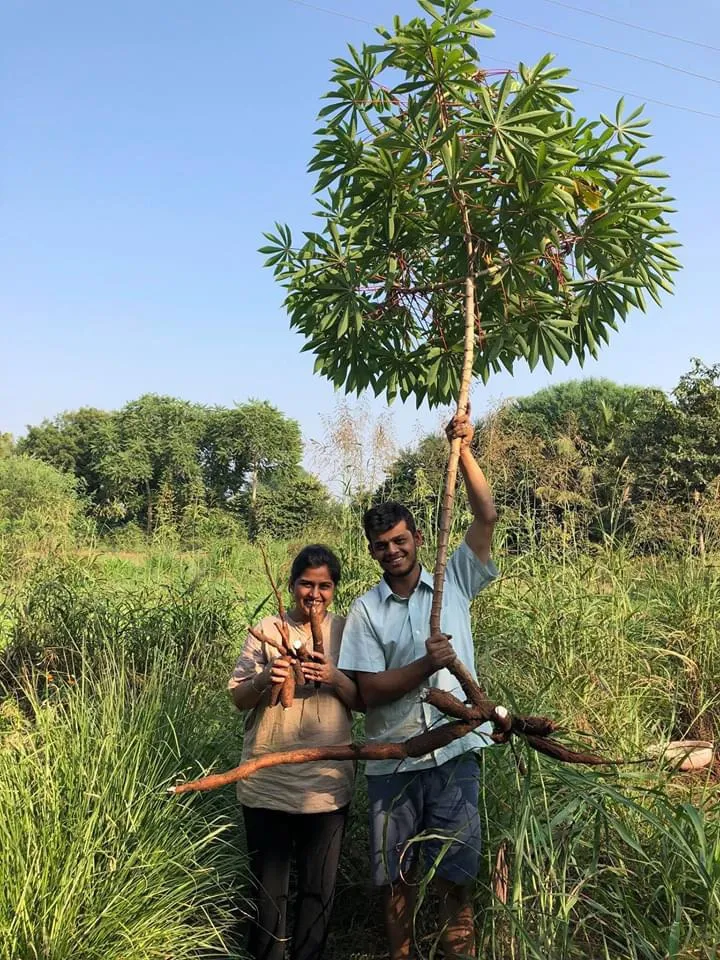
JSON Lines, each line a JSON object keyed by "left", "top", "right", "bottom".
{"left": 95, "top": 395, "right": 207, "bottom": 533}
{"left": 498, "top": 380, "right": 665, "bottom": 540}
{"left": 18, "top": 408, "right": 112, "bottom": 505}
{"left": 373, "top": 431, "right": 447, "bottom": 518}
{"left": 202, "top": 400, "right": 303, "bottom": 536}
{"left": 629, "top": 359, "right": 720, "bottom": 553}
{"left": 507, "top": 379, "right": 662, "bottom": 448}
{"left": 250, "top": 468, "right": 337, "bottom": 540}
{"left": 16, "top": 396, "right": 322, "bottom": 541}
{"left": 663, "top": 359, "right": 720, "bottom": 499}
{"left": 0, "top": 435, "right": 13, "bottom": 459}
{"left": 262, "top": 0, "right": 679, "bottom": 628}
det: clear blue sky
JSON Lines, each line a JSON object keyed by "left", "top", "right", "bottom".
{"left": 2, "top": 0, "right": 719, "bottom": 464}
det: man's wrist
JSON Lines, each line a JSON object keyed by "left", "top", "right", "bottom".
{"left": 420, "top": 654, "right": 437, "bottom": 678}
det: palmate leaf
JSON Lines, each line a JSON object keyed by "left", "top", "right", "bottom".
{"left": 261, "top": 0, "right": 679, "bottom": 408}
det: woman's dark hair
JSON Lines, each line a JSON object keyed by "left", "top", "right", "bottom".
{"left": 289, "top": 544, "right": 341, "bottom": 585}
{"left": 363, "top": 501, "right": 417, "bottom": 541}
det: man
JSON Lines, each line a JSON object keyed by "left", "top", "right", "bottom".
{"left": 338, "top": 411, "right": 498, "bottom": 960}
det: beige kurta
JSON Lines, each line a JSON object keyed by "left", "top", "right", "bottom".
{"left": 228, "top": 612, "right": 355, "bottom": 814}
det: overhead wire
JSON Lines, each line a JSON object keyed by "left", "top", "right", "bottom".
{"left": 286, "top": 0, "right": 720, "bottom": 119}
{"left": 287, "top": 0, "right": 372, "bottom": 24}
{"left": 537, "top": 0, "right": 720, "bottom": 55}
{"left": 492, "top": 13, "right": 720, "bottom": 86}
{"left": 557, "top": 77, "right": 720, "bottom": 121}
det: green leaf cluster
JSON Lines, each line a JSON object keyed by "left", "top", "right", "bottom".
{"left": 262, "top": 0, "right": 680, "bottom": 407}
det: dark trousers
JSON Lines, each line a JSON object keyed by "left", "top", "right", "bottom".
{"left": 242, "top": 804, "right": 348, "bottom": 960}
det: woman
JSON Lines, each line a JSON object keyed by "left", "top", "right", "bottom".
{"left": 228, "top": 544, "right": 361, "bottom": 960}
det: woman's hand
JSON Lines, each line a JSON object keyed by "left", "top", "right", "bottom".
{"left": 269, "top": 656, "right": 291, "bottom": 685}
{"left": 302, "top": 653, "right": 363, "bottom": 711}
{"left": 301, "top": 652, "right": 338, "bottom": 687}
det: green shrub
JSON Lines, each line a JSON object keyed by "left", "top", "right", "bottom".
{"left": 0, "top": 457, "right": 88, "bottom": 573}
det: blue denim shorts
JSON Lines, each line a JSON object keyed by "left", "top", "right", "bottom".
{"left": 367, "top": 753, "right": 482, "bottom": 886}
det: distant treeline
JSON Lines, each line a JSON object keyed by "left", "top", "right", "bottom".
{"left": 2, "top": 397, "right": 335, "bottom": 542}
{"left": 2, "top": 358, "right": 719, "bottom": 553}
{"left": 375, "top": 359, "right": 720, "bottom": 554}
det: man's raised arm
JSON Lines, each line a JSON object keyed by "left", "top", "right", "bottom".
{"left": 446, "top": 412, "right": 498, "bottom": 564}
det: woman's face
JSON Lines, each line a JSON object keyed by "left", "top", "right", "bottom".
{"left": 289, "top": 564, "right": 336, "bottom": 622}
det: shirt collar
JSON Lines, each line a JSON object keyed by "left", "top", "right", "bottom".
{"left": 377, "top": 565, "right": 434, "bottom": 602}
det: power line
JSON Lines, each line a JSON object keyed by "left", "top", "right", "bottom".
{"left": 287, "top": 0, "right": 373, "bottom": 25}
{"left": 537, "top": 0, "right": 720, "bottom": 55}
{"left": 567, "top": 75, "right": 720, "bottom": 120}
{"left": 285, "top": 0, "right": 720, "bottom": 119}
{"left": 493, "top": 14, "right": 720, "bottom": 85}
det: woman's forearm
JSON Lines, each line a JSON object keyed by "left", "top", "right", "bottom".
{"left": 230, "top": 666, "right": 271, "bottom": 711}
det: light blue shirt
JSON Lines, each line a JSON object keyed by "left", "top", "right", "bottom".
{"left": 338, "top": 541, "right": 498, "bottom": 775}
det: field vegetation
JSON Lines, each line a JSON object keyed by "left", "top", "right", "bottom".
{"left": 0, "top": 367, "right": 719, "bottom": 958}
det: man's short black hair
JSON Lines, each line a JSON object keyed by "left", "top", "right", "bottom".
{"left": 363, "top": 501, "right": 417, "bottom": 541}
{"left": 289, "top": 544, "right": 341, "bottom": 585}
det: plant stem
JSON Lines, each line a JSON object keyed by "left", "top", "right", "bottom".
{"left": 429, "top": 228, "right": 476, "bottom": 636}
{"left": 424, "top": 92, "right": 492, "bottom": 709}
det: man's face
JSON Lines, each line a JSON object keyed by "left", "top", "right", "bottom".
{"left": 368, "top": 520, "right": 422, "bottom": 578}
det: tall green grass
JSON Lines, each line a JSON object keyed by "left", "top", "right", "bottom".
{"left": 0, "top": 528, "right": 718, "bottom": 959}
{"left": 475, "top": 755, "right": 719, "bottom": 960}
{"left": 0, "top": 646, "right": 248, "bottom": 960}
{"left": 329, "top": 539, "right": 720, "bottom": 959}
{"left": 0, "top": 543, "right": 275, "bottom": 689}
{"left": 476, "top": 550, "right": 720, "bottom": 753}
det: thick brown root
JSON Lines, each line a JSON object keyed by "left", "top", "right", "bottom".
{"left": 309, "top": 607, "right": 325, "bottom": 690}
{"left": 280, "top": 670, "right": 296, "bottom": 709}
{"left": 269, "top": 681, "right": 283, "bottom": 707}
{"left": 170, "top": 718, "right": 484, "bottom": 794}
{"left": 512, "top": 716, "right": 558, "bottom": 738}
{"left": 525, "top": 735, "right": 617, "bottom": 766}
